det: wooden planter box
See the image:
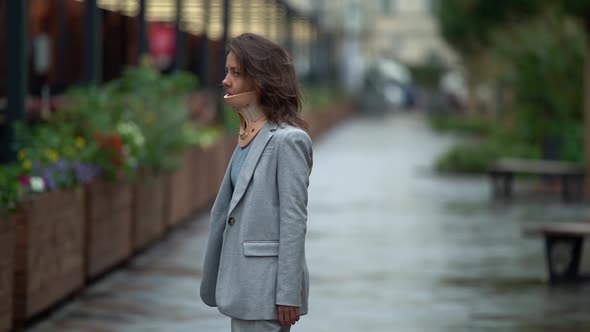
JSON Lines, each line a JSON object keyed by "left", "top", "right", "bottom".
{"left": 317, "top": 111, "right": 329, "bottom": 135}
{"left": 14, "top": 188, "right": 85, "bottom": 322}
{"left": 305, "top": 102, "right": 355, "bottom": 140}
{"left": 132, "top": 171, "right": 166, "bottom": 251}
{"left": 330, "top": 102, "right": 353, "bottom": 125}
{"left": 167, "top": 151, "right": 195, "bottom": 227}
{"left": 305, "top": 112, "right": 320, "bottom": 140}
{"left": 194, "top": 145, "right": 213, "bottom": 211}
{"left": 84, "top": 179, "right": 133, "bottom": 279}
{"left": 187, "top": 138, "right": 233, "bottom": 214}
{"left": 190, "top": 147, "right": 209, "bottom": 212}
{"left": 0, "top": 215, "right": 15, "bottom": 332}
{"left": 202, "top": 141, "right": 227, "bottom": 205}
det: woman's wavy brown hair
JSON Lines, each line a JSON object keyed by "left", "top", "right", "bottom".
{"left": 227, "top": 33, "right": 308, "bottom": 131}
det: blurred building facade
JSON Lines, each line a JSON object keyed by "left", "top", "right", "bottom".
{"left": 368, "top": 0, "right": 457, "bottom": 67}
{"left": 287, "top": 0, "right": 457, "bottom": 67}
{"left": 287, "top": 0, "right": 371, "bottom": 92}
{"left": 286, "top": 0, "right": 460, "bottom": 101}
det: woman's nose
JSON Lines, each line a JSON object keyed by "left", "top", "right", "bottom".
{"left": 222, "top": 75, "right": 230, "bottom": 88}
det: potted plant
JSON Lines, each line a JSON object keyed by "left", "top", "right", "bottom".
{"left": 55, "top": 86, "right": 138, "bottom": 279}
{"left": 11, "top": 122, "right": 95, "bottom": 322}
{"left": 109, "top": 67, "right": 201, "bottom": 248}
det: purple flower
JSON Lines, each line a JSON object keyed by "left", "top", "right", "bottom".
{"left": 53, "top": 160, "right": 70, "bottom": 183}
{"left": 55, "top": 160, "right": 68, "bottom": 171}
{"left": 40, "top": 162, "right": 65, "bottom": 191}
{"left": 42, "top": 171, "right": 57, "bottom": 191}
{"left": 74, "top": 163, "right": 101, "bottom": 184}
{"left": 28, "top": 159, "right": 102, "bottom": 192}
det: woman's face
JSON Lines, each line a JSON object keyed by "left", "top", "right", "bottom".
{"left": 222, "top": 51, "right": 256, "bottom": 96}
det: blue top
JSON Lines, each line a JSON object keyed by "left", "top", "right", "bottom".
{"left": 230, "top": 142, "right": 253, "bottom": 188}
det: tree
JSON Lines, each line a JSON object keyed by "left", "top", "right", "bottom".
{"left": 437, "top": 0, "right": 590, "bottom": 196}
{"left": 435, "top": 0, "right": 542, "bottom": 114}
{"left": 492, "top": 13, "right": 584, "bottom": 161}
{"left": 560, "top": 1, "right": 590, "bottom": 195}
{"left": 437, "top": 0, "right": 540, "bottom": 57}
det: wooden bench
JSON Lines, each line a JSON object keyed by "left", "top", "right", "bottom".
{"left": 524, "top": 222, "right": 590, "bottom": 283}
{"left": 489, "top": 158, "right": 585, "bottom": 202}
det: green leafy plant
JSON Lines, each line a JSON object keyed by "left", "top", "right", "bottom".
{"left": 107, "top": 67, "right": 200, "bottom": 171}
{"left": 52, "top": 66, "right": 201, "bottom": 175}
{"left": 1, "top": 65, "right": 208, "bottom": 214}
{"left": 0, "top": 163, "right": 25, "bottom": 216}
{"left": 435, "top": 139, "right": 538, "bottom": 173}
{"left": 491, "top": 12, "right": 584, "bottom": 161}
{"left": 430, "top": 114, "right": 495, "bottom": 137}
{"left": 433, "top": 115, "right": 540, "bottom": 173}
{"left": 49, "top": 87, "right": 138, "bottom": 180}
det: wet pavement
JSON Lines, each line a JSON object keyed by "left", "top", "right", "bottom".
{"left": 29, "top": 112, "right": 590, "bottom": 332}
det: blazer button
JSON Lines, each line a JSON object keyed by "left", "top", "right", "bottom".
{"left": 228, "top": 217, "right": 235, "bottom": 225}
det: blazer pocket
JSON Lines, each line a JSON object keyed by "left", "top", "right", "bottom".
{"left": 262, "top": 146, "right": 275, "bottom": 155}
{"left": 243, "top": 241, "right": 279, "bottom": 257}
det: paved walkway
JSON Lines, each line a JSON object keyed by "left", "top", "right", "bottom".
{"left": 29, "top": 112, "right": 590, "bottom": 332}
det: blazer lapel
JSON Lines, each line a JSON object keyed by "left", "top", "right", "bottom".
{"left": 227, "top": 121, "right": 277, "bottom": 215}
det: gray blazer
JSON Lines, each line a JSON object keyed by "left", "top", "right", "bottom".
{"left": 200, "top": 121, "right": 313, "bottom": 320}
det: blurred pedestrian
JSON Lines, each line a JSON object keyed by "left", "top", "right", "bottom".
{"left": 200, "top": 33, "right": 313, "bottom": 332}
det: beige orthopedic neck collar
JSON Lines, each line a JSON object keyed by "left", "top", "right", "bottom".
{"left": 223, "top": 91, "right": 267, "bottom": 147}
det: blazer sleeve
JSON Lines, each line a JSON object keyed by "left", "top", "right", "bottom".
{"left": 275, "top": 129, "right": 313, "bottom": 306}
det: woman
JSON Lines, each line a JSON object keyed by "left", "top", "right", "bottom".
{"left": 200, "top": 33, "right": 313, "bottom": 332}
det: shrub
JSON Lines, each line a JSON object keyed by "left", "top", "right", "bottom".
{"left": 491, "top": 12, "right": 584, "bottom": 161}
{"left": 430, "top": 114, "right": 494, "bottom": 137}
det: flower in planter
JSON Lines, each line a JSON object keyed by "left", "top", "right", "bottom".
{"left": 17, "top": 174, "right": 49, "bottom": 194}
{"left": 18, "top": 149, "right": 33, "bottom": 171}
{"left": 12, "top": 121, "right": 102, "bottom": 194}
{"left": 29, "top": 177, "right": 45, "bottom": 193}
{"left": 75, "top": 136, "right": 86, "bottom": 150}
{"left": 18, "top": 175, "right": 29, "bottom": 187}
{"left": 117, "top": 122, "right": 141, "bottom": 141}
{"left": 73, "top": 162, "right": 102, "bottom": 184}
{"left": 45, "top": 149, "right": 59, "bottom": 163}
{"left": 91, "top": 131, "right": 139, "bottom": 180}
{"left": 106, "top": 67, "right": 202, "bottom": 172}
{"left": 54, "top": 160, "right": 95, "bottom": 189}
{"left": 31, "top": 66, "right": 204, "bottom": 179}
{"left": 115, "top": 122, "right": 145, "bottom": 173}
{"left": 94, "top": 132, "right": 125, "bottom": 166}
{"left": 20, "top": 160, "right": 99, "bottom": 193}
{"left": 116, "top": 121, "right": 145, "bottom": 150}
{"left": 41, "top": 159, "right": 75, "bottom": 191}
